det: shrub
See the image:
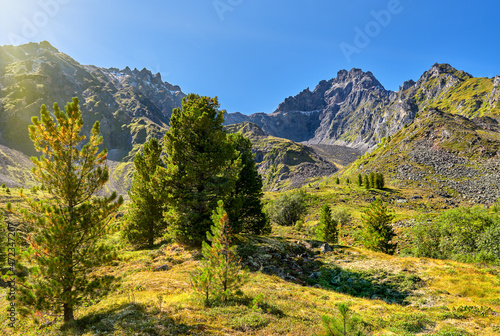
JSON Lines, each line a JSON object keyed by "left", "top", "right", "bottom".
{"left": 409, "top": 206, "right": 500, "bottom": 262}
{"left": 266, "top": 190, "right": 307, "bottom": 226}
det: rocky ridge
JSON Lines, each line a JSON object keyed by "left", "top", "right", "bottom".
{"left": 225, "top": 122, "right": 340, "bottom": 190}
{"left": 225, "top": 63, "right": 500, "bottom": 152}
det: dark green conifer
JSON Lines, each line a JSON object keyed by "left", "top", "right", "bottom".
{"left": 316, "top": 204, "right": 338, "bottom": 243}
{"left": 124, "top": 137, "right": 168, "bottom": 248}
{"left": 164, "top": 94, "right": 239, "bottom": 245}
{"left": 363, "top": 175, "right": 370, "bottom": 189}
{"left": 368, "top": 172, "right": 375, "bottom": 189}
{"left": 226, "top": 133, "right": 269, "bottom": 235}
{"left": 361, "top": 198, "right": 396, "bottom": 254}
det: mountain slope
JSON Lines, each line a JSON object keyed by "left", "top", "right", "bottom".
{"left": 225, "top": 122, "right": 341, "bottom": 190}
{"left": 0, "top": 41, "right": 185, "bottom": 159}
{"left": 345, "top": 108, "right": 500, "bottom": 204}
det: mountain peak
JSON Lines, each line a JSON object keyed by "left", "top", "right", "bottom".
{"left": 426, "top": 63, "right": 472, "bottom": 80}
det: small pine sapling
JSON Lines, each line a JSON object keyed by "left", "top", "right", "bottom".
{"left": 363, "top": 175, "right": 370, "bottom": 189}
{"left": 320, "top": 303, "right": 367, "bottom": 336}
{"left": 191, "top": 201, "right": 245, "bottom": 305}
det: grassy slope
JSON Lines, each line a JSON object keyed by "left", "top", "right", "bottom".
{"left": 225, "top": 122, "right": 338, "bottom": 191}
{"left": 1, "top": 181, "right": 499, "bottom": 336}
{"left": 341, "top": 108, "right": 500, "bottom": 204}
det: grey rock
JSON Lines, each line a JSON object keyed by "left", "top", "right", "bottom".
{"left": 320, "top": 243, "right": 333, "bottom": 252}
{"left": 156, "top": 264, "right": 169, "bottom": 271}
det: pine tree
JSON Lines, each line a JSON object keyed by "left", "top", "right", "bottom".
{"left": 320, "top": 303, "right": 368, "bottom": 336}
{"left": 164, "top": 94, "right": 239, "bottom": 245}
{"left": 361, "top": 198, "right": 396, "bottom": 254}
{"left": 191, "top": 201, "right": 245, "bottom": 305}
{"left": 363, "top": 175, "right": 370, "bottom": 189}
{"left": 335, "top": 177, "right": 340, "bottom": 185}
{"left": 226, "top": 133, "right": 269, "bottom": 235}
{"left": 375, "top": 173, "right": 385, "bottom": 189}
{"left": 316, "top": 204, "right": 338, "bottom": 243}
{"left": 16, "top": 98, "right": 123, "bottom": 323}
{"left": 124, "top": 137, "right": 168, "bottom": 248}
{"left": 368, "top": 172, "right": 375, "bottom": 189}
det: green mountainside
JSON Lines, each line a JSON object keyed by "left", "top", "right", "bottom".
{"left": 225, "top": 122, "right": 341, "bottom": 190}
{"left": 0, "top": 41, "right": 184, "bottom": 159}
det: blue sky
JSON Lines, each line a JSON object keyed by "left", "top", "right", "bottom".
{"left": 1, "top": 0, "right": 499, "bottom": 114}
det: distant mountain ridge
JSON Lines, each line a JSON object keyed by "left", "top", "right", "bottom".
{"left": 225, "top": 64, "right": 500, "bottom": 152}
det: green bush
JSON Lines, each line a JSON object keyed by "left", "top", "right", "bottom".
{"left": 266, "top": 190, "right": 307, "bottom": 226}
{"left": 409, "top": 206, "right": 500, "bottom": 262}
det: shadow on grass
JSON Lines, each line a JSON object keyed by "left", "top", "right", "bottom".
{"left": 238, "top": 235, "right": 422, "bottom": 306}
{"left": 58, "top": 303, "right": 196, "bottom": 335}
{"left": 308, "top": 265, "right": 422, "bottom": 305}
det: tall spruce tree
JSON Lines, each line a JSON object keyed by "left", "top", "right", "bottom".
{"left": 164, "top": 94, "right": 239, "bottom": 245}
{"left": 361, "top": 198, "right": 396, "bottom": 254}
{"left": 124, "top": 137, "right": 168, "bottom": 248}
{"left": 357, "top": 174, "right": 363, "bottom": 186}
{"left": 16, "top": 98, "right": 123, "bottom": 323}
{"left": 226, "top": 133, "right": 269, "bottom": 235}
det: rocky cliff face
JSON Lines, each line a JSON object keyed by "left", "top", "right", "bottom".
{"left": 0, "top": 41, "right": 185, "bottom": 159}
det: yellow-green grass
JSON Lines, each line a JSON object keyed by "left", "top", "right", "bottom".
{"left": 2, "top": 238, "right": 500, "bottom": 335}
